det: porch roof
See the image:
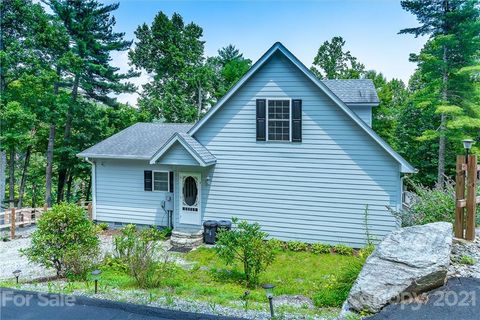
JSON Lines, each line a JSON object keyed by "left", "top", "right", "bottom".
{"left": 150, "top": 132, "right": 216, "bottom": 167}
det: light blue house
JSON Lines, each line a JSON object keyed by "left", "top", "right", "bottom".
{"left": 78, "top": 43, "right": 415, "bottom": 248}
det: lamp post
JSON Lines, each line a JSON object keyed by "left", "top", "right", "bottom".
{"left": 463, "top": 139, "right": 474, "bottom": 164}
{"left": 262, "top": 283, "right": 275, "bottom": 318}
{"left": 12, "top": 270, "right": 21, "bottom": 284}
{"left": 91, "top": 269, "right": 102, "bottom": 294}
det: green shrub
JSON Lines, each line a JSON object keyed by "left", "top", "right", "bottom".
{"left": 459, "top": 255, "right": 476, "bottom": 265}
{"left": 97, "top": 223, "right": 109, "bottom": 231}
{"left": 113, "top": 225, "right": 165, "bottom": 260}
{"left": 268, "top": 238, "right": 285, "bottom": 252}
{"left": 216, "top": 218, "right": 276, "bottom": 288}
{"left": 22, "top": 203, "right": 100, "bottom": 278}
{"left": 287, "top": 240, "right": 308, "bottom": 252}
{"left": 113, "top": 224, "right": 168, "bottom": 288}
{"left": 333, "top": 244, "right": 354, "bottom": 256}
{"left": 390, "top": 180, "right": 458, "bottom": 227}
{"left": 311, "top": 243, "right": 332, "bottom": 254}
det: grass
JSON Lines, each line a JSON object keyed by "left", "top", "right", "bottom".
{"left": 1, "top": 246, "right": 364, "bottom": 318}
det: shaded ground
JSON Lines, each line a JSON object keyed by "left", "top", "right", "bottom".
{"left": 367, "top": 277, "right": 480, "bottom": 320}
{"left": 0, "top": 288, "right": 241, "bottom": 320}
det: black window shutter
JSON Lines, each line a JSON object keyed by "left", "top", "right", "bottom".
{"left": 256, "top": 99, "right": 266, "bottom": 141}
{"left": 144, "top": 170, "right": 152, "bottom": 191}
{"left": 169, "top": 172, "right": 174, "bottom": 192}
{"left": 292, "top": 99, "right": 302, "bottom": 142}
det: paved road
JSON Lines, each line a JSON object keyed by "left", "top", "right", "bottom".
{"left": 367, "top": 277, "right": 480, "bottom": 320}
{"left": 0, "top": 288, "right": 241, "bottom": 320}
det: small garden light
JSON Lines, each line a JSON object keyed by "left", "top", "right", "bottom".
{"left": 262, "top": 283, "right": 275, "bottom": 318}
{"left": 463, "top": 139, "right": 474, "bottom": 163}
{"left": 91, "top": 269, "right": 102, "bottom": 294}
{"left": 12, "top": 269, "right": 21, "bottom": 284}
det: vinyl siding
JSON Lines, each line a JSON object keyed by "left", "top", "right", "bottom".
{"left": 156, "top": 141, "right": 199, "bottom": 166}
{"left": 195, "top": 52, "right": 400, "bottom": 247}
{"left": 94, "top": 159, "right": 172, "bottom": 226}
{"left": 349, "top": 105, "right": 373, "bottom": 127}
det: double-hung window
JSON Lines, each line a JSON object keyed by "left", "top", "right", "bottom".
{"left": 153, "top": 171, "right": 169, "bottom": 192}
{"left": 267, "top": 99, "right": 291, "bottom": 141}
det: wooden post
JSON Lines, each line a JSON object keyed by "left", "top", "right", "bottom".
{"left": 87, "top": 203, "right": 92, "bottom": 220}
{"left": 10, "top": 207, "right": 15, "bottom": 240}
{"left": 455, "top": 155, "right": 466, "bottom": 238}
{"left": 466, "top": 154, "right": 478, "bottom": 241}
{"left": 43, "top": 203, "right": 48, "bottom": 212}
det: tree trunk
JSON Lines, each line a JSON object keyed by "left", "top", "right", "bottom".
{"left": 437, "top": 45, "right": 448, "bottom": 189}
{"left": 45, "top": 124, "right": 55, "bottom": 207}
{"left": 17, "top": 146, "right": 31, "bottom": 209}
{"left": 8, "top": 147, "right": 15, "bottom": 208}
{"left": 31, "top": 183, "right": 37, "bottom": 208}
{"left": 86, "top": 175, "right": 92, "bottom": 202}
{"left": 66, "top": 171, "right": 73, "bottom": 202}
{"left": 197, "top": 85, "right": 202, "bottom": 120}
{"left": 0, "top": 151, "right": 6, "bottom": 209}
{"left": 57, "top": 74, "right": 80, "bottom": 202}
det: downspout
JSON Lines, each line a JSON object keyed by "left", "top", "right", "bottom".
{"left": 85, "top": 157, "right": 96, "bottom": 220}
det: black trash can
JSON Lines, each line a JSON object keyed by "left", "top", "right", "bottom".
{"left": 203, "top": 220, "right": 218, "bottom": 244}
{"left": 217, "top": 220, "right": 232, "bottom": 232}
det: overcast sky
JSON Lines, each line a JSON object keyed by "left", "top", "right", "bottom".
{"left": 106, "top": 0, "right": 427, "bottom": 105}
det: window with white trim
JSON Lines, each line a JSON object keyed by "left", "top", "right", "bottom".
{"left": 267, "top": 99, "right": 290, "bottom": 141}
{"left": 153, "top": 171, "right": 169, "bottom": 191}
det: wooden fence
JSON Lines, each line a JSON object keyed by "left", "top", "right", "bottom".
{"left": 455, "top": 154, "right": 479, "bottom": 241}
{"left": 1, "top": 203, "right": 92, "bottom": 240}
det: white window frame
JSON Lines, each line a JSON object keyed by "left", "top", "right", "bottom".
{"left": 266, "top": 98, "right": 292, "bottom": 142}
{"left": 152, "top": 170, "right": 170, "bottom": 192}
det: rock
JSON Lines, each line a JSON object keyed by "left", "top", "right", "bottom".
{"left": 346, "top": 222, "right": 452, "bottom": 313}
{"left": 170, "top": 230, "right": 203, "bottom": 248}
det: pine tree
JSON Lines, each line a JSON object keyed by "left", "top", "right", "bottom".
{"left": 400, "top": 0, "right": 480, "bottom": 188}
{"left": 47, "top": 0, "right": 138, "bottom": 202}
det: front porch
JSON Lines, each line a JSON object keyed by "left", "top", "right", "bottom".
{"left": 150, "top": 132, "right": 216, "bottom": 248}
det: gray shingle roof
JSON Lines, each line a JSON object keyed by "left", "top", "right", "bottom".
{"left": 178, "top": 133, "right": 216, "bottom": 164}
{"left": 321, "top": 79, "right": 379, "bottom": 104}
{"left": 78, "top": 123, "right": 192, "bottom": 160}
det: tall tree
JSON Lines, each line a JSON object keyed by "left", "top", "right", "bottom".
{"left": 129, "top": 12, "right": 208, "bottom": 122}
{"left": 400, "top": 0, "right": 480, "bottom": 188}
{"left": 208, "top": 44, "right": 252, "bottom": 100}
{"left": 365, "top": 70, "right": 409, "bottom": 146}
{"left": 311, "top": 36, "right": 365, "bottom": 79}
{"left": 47, "top": 0, "right": 137, "bottom": 202}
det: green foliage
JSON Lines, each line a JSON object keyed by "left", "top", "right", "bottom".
{"left": 113, "top": 224, "right": 166, "bottom": 261}
{"left": 459, "top": 255, "right": 476, "bottom": 265}
{"left": 391, "top": 180, "right": 456, "bottom": 227}
{"left": 268, "top": 239, "right": 285, "bottom": 252}
{"left": 333, "top": 244, "right": 354, "bottom": 256}
{"left": 311, "top": 243, "right": 332, "bottom": 254}
{"left": 311, "top": 36, "right": 365, "bottom": 79}
{"left": 400, "top": 0, "right": 480, "bottom": 187}
{"left": 287, "top": 241, "right": 308, "bottom": 252}
{"left": 129, "top": 11, "right": 208, "bottom": 122}
{"left": 22, "top": 203, "right": 100, "bottom": 278}
{"left": 97, "top": 223, "right": 109, "bottom": 231}
{"left": 313, "top": 257, "right": 364, "bottom": 307}
{"left": 215, "top": 218, "right": 277, "bottom": 288}
{"left": 113, "top": 224, "right": 168, "bottom": 288}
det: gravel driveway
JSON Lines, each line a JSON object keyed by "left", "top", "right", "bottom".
{"left": 0, "top": 227, "right": 114, "bottom": 282}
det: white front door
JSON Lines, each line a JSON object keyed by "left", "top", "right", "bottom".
{"left": 179, "top": 172, "right": 201, "bottom": 225}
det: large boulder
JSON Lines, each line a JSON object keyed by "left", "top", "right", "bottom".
{"left": 347, "top": 222, "right": 452, "bottom": 313}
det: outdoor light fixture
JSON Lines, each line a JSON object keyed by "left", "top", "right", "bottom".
{"left": 463, "top": 139, "right": 475, "bottom": 164}
{"left": 91, "top": 269, "right": 102, "bottom": 294}
{"left": 12, "top": 270, "right": 21, "bottom": 284}
{"left": 262, "top": 283, "right": 275, "bottom": 318}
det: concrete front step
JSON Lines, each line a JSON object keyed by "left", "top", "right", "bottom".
{"left": 170, "top": 229, "right": 203, "bottom": 248}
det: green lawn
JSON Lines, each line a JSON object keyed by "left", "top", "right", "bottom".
{"left": 1, "top": 246, "right": 364, "bottom": 318}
